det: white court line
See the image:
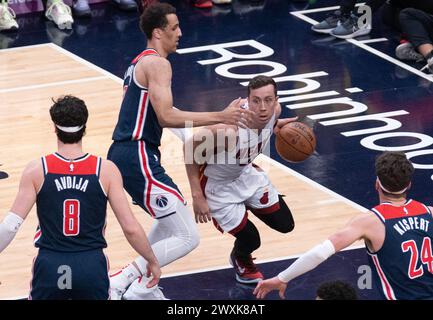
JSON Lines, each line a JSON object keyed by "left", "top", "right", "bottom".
{"left": 0, "top": 43, "right": 52, "bottom": 53}
{"left": 357, "top": 38, "right": 388, "bottom": 44}
{"left": 48, "top": 43, "right": 123, "bottom": 84}
{"left": 290, "top": 3, "right": 365, "bottom": 15}
{"left": 290, "top": 6, "right": 433, "bottom": 83}
{"left": 0, "top": 76, "right": 108, "bottom": 94}
{"left": 348, "top": 38, "right": 433, "bottom": 82}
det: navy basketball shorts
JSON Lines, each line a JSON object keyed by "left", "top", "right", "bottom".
{"left": 29, "top": 248, "right": 109, "bottom": 300}
{"left": 108, "top": 141, "right": 187, "bottom": 219}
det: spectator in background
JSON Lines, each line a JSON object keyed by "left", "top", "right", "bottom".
{"left": 0, "top": 0, "right": 18, "bottom": 31}
{"left": 0, "top": 0, "right": 73, "bottom": 31}
{"left": 312, "top": 0, "right": 388, "bottom": 39}
{"left": 395, "top": 8, "right": 433, "bottom": 73}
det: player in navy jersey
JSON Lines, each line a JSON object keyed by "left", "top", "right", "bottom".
{"left": 184, "top": 76, "right": 296, "bottom": 285}
{"left": 0, "top": 95, "right": 160, "bottom": 300}
{"left": 255, "top": 151, "right": 433, "bottom": 300}
{"left": 108, "top": 2, "right": 253, "bottom": 300}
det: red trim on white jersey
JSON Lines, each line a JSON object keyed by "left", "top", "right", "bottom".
{"left": 371, "top": 254, "right": 397, "bottom": 300}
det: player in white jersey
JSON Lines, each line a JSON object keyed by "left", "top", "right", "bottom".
{"left": 185, "top": 75, "right": 297, "bottom": 284}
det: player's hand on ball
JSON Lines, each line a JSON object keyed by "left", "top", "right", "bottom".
{"left": 254, "top": 277, "right": 288, "bottom": 300}
{"left": 274, "top": 117, "right": 298, "bottom": 135}
{"left": 192, "top": 195, "right": 211, "bottom": 223}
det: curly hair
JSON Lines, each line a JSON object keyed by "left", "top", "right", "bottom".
{"left": 375, "top": 151, "right": 414, "bottom": 197}
{"left": 49, "top": 95, "right": 88, "bottom": 144}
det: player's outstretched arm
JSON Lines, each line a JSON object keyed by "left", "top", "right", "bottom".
{"left": 0, "top": 160, "right": 40, "bottom": 253}
{"left": 103, "top": 160, "right": 161, "bottom": 287}
{"left": 145, "top": 58, "right": 252, "bottom": 128}
{"left": 254, "top": 213, "right": 370, "bottom": 299}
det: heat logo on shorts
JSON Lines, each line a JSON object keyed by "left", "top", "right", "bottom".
{"left": 155, "top": 195, "right": 168, "bottom": 208}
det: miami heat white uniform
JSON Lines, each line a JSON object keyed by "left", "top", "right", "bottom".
{"left": 201, "top": 107, "right": 279, "bottom": 233}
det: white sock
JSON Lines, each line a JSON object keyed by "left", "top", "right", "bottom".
{"left": 111, "top": 263, "right": 142, "bottom": 289}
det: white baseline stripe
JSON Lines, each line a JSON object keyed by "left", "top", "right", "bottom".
{"left": 48, "top": 43, "right": 123, "bottom": 84}
{"left": 348, "top": 38, "right": 433, "bottom": 83}
{"left": 0, "top": 43, "right": 52, "bottom": 53}
{"left": 290, "top": 3, "right": 365, "bottom": 15}
{"left": 357, "top": 38, "right": 388, "bottom": 44}
{"left": 0, "top": 76, "right": 108, "bottom": 94}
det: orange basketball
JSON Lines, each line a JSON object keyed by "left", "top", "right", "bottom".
{"left": 275, "top": 122, "right": 316, "bottom": 162}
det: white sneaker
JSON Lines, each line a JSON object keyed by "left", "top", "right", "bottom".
{"left": 0, "top": 2, "right": 18, "bottom": 31}
{"left": 45, "top": 0, "right": 73, "bottom": 30}
{"left": 396, "top": 42, "right": 423, "bottom": 62}
{"left": 109, "top": 271, "right": 130, "bottom": 300}
{"left": 123, "top": 277, "right": 168, "bottom": 300}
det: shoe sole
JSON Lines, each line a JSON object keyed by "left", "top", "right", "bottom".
{"left": 229, "top": 256, "right": 263, "bottom": 284}
{"left": 235, "top": 274, "right": 263, "bottom": 284}
{"left": 331, "top": 28, "right": 371, "bottom": 39}
{"left": 311, "top": 26, "right": 334, "bottom": 34}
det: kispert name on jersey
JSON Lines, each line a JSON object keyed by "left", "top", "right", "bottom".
{"left": 368, "top": 200, "right": 433, "bottom": 300}
{"left": 35, "top": 153, "right": 108, "bottom": 252}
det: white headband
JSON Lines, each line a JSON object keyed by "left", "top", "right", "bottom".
{"left": 55, "top": 124, "right": 84, "bottom": 133}
{"left": 377, "top": 177, "right": 410, "bottom": 195}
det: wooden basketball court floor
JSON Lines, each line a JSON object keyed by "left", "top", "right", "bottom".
{"left": 0, "top": 43, "right": 365, "bottom": 299}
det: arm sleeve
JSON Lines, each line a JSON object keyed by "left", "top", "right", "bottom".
{"left": 0, "top": 212, "right": 24, "bottom": 253}
{"left": 277, "top": 240, "right": 336, "bottom": 283}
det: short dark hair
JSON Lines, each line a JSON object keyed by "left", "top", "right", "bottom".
{"left": 375, "top": 151, "right": 414, "bottom": 197}
{"left": 247, "top": 75, "right": 277, "bottom": 97}
{"left": 139, "top": 2, "right": 176, "bottom": 39}
{"left": 49, "top": 95, "right": 88, "bottom": 144}
{"left": 316, "top": 280, "right": 358, "bottom": 300}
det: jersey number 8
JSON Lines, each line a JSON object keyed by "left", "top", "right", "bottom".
{"left": 63, "top": 199, "right": 80, "bottom": 236}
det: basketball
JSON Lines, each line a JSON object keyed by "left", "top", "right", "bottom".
{"left": 275, "top": 122, "right": 316, "bottom": 162}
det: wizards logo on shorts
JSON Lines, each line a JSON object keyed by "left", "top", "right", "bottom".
{"left": 155, "top": 195, "right": 169, "bottom": 208}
